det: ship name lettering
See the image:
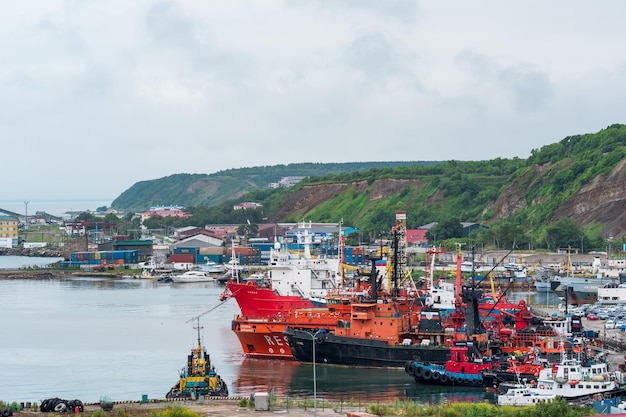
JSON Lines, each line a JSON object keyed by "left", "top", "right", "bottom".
{"left": 264, "top": 335, "right": 285, "bottom": 346}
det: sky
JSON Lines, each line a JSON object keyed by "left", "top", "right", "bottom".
{"left": 2, "top": 1, "right": 626, "bottom": 202}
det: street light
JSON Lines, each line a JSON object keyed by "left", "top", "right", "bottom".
{"left": 310, "top": 328, "right": 324, "bottom": 417}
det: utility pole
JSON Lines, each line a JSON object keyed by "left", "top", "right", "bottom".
{"left": 24, "top": 201, "right": 28, "bottom": 230}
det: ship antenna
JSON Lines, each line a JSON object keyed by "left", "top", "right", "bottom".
{"left": 194, "top": 317, "right": 203, "bottom": 347}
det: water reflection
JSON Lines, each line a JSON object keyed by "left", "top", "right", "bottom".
{"left": 232, "top": 358, "right": 490, "bottom": 403}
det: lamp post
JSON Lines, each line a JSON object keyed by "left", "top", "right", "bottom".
{"left": 310, "top": 329, "right": 324, "bottom": 417}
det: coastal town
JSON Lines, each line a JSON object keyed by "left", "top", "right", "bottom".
{"left": 2, "top": 207, "right": 626, "bottom": 416}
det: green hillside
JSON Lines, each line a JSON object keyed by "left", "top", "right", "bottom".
{"left": 111, "top": 162, "right": 439, "bottom": 211}
{"left": 116, "top": 124, "right": 626, "bottom": 251}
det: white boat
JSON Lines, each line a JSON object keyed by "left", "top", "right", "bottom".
{"left": 171, "top": 270, "right": 214, "bottom": 283}
{"left": 528, "top": 357, "right": 622, "bottom": 401}
{"left": 497, "top": 383, "right": 556, "bottom": 406}
{"left": 202, "top": 260, "right": 227, "bottom": 274}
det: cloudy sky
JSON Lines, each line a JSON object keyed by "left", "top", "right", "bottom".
{"left": 2, "top": 1, "right": 625, "bottom": 203}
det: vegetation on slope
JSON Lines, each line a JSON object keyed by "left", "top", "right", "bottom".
{"left": 111, "top": 162, "right": 436, "bottom": 211}
{"left": 123, "top": 125, "right": 626, "bottom": 251}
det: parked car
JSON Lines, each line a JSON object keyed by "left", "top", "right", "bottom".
{"left": 605, "top": 319, "right": 616, "bottom": 329}
{"left": 586, "top": 314, "right": 600, "bottom": 320}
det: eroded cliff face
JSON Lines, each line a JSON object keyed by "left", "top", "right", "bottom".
{"left": 269, "top": 162, "right": 625, "bottom": 237}
{"left": 553, "top": 159, "right": 626, "bottom": 236}
{"left": 491, "top": 158, "right": 626, "bottom": 236}
{"left": 268, "top": 179, "right": 423, "bottom": 221}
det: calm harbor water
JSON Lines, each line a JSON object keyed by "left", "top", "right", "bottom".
{"left": 0, "top": 257, "right": 558, "bottom": 405}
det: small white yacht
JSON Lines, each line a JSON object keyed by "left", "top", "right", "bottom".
{"left": 171, "top": 270, "right": 214, "bottom": 283}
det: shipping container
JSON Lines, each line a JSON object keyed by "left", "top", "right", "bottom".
{"left": 199, "top": 247, "right": 226, "bottom": 255}
{"left": 234, "top": 247, "right": 259, "bottom": 256}
{"left": 170, "top": 253, "right": 195, "bottom": 263}
{"left": 173, "top": 247, "right": 200, "bottom": 255}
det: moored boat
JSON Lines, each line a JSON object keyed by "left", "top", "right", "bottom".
{"left": 285, "top": 240, "right": 488, "bottom": 368}
{"left": 405, "top": 342, "right": 499, "bottom": 386}
{"left": 527, "top": 356, "right": 624, "bottom": 401}
{"left": 482, "top": 352, "right": 549, "bottom": 390}
{"left": 220, "top": 221, "right": 342, "bottom": 318}
{"left": 165, "top": 320, "right": 228, "bottom": 399}
{"left": 497, "top": 383, "right": 556, "bottom": 406}
{"left": 550, "top": 251, "right": 616, "bottom": 304}
{"left": 171, "top": 270, "right": 214, "bottom": 283}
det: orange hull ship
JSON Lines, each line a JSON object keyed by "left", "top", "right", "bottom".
{"left": 231, "top": 304, "right": 353, "bottom": 360}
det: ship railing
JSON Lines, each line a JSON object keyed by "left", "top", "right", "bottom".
{"left": 290, "top": 283, "right": 307, "bottom": 298}
{"left": 310, "top": 269, "right": 339, "bottom": 290}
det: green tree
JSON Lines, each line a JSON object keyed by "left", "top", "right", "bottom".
{"left": 544, "top": 218, "right": 584, "bottom": 251}
{"left": 237, "top": 223, "right": 259, "bottom": 239}
{"left": 425, "top": 217, "right": 464, "bottom": 242}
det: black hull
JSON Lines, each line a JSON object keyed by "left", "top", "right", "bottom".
{"left": 482, "top": 370, "right": 537, "bottom": 392}
{"left": 285, "top": 328, "right": 450, "bottom": 367}
{"left": 408, "top": 364, "right": 483, "bottom": 387}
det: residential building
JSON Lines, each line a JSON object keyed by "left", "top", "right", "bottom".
{"left": 0, "top": 215, "right": 18, "bottom": 248}
{"left": 268, "top": 176, "right": 306, "bottom": 188}
{"left": 140, "top": 206, "right": 191, "bottom": 223}
{"left": 233, "top": 202, "right": 263, "bottom": 210}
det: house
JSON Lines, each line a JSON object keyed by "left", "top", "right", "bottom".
{"left": 173, "top": 231, "right": 224, "bottom": 249}
{"left": 98, "top": 239, "right": 154, "bottom": 259}
{"left": 0, "top": 215, "right": 18, "bottom": 248}
{"left": 233, "top": 202, "right": 263, "bottom": 210}
{"left": 406, "top": 229, "right": 428, "bottom": 247}
{"left": 140, "top": 206, "right": 191, "bottom": 223}
{"left": 268, "top": 176, "right": 306, "bottom": 189}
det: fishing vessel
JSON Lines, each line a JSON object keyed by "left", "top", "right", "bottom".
{"left": 550, "top": 253, "right": 614, "bottom": 304}
{"left": 220, "top": 221, "right": 342, "bottom": 318}
{"left": 165, "top": 319, "right": 228, "bottom": 399}
{"left": 527, "top": 356, "right": 624, "bottom": 401}
{"left": 285, "top": 214, "right": 462, "bottom": 367}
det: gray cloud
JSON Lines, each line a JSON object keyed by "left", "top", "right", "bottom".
{"left": 0, "top": 1, "right": 625, "bottom": 201}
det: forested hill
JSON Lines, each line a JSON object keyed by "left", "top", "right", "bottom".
{"left": 113, "top": 124, "right": 626, "bottom": 250}
{"left": 111, "top": 161, "right": 439, "bottom": 211}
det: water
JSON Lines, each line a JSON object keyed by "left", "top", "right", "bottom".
{"left": 1, "top": 262, "right": 558, "bottom": 405}
{"left": 0, "top": 275, "right": 494, "bottom": 405}
{"left": 0, "top": 256, "right": 64, "bottom": 269}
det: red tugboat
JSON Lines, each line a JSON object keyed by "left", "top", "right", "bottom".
{"left": 405, "top": 342, "right": 499, "bottom": 386}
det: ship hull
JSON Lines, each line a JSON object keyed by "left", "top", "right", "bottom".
{"left": 482, "top": 370, "right": 539, "bottom": 392}
{"left": 552, "top": 276, "right": 615, "bottom": 304}
{"left": 554, "top": 284, "right": 599, "bottom": 305}
{"left": 232, "top": 307, "right": 353, "bottom": 360}
{"left": 285, "top": 328, "right": 450, "bottom": 367}
{"left": 226, "top": 282, "right": 313, "bottom": 318}
{"left": 232, "top": 320, "right": 295, "bottom": 360}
